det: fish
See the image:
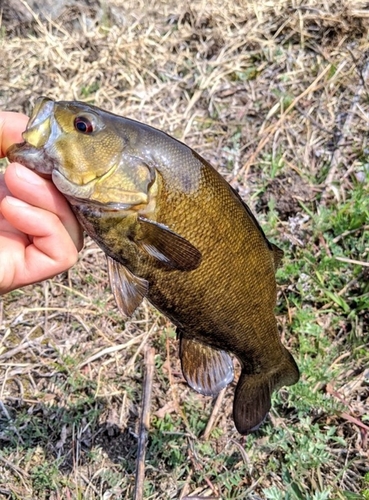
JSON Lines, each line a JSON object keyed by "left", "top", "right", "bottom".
{"left": 7, "top": 97, "right": 299, "bottom": 434}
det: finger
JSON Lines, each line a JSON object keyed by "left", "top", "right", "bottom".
{"left": 0, "top": 196, "right": 79, "bottom": 292}
{"left": 0, "top": 206, "right": 28, "bottom": 242}
{"left": 0, "top": 112, "right": 29, "bottom": 157}
{"left": 4, "top": 163, "right": 84, "bottom": 251}
{"left": 0, "top": 173, "right": 11, "bottom": 202}
{"left": 0, "top": 173, "right": 26, "bottom": 240}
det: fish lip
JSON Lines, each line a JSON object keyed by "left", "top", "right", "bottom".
{"left": 6, "top": 98, "right": 60, "bottom": 175}
{"left": 68, "top": 196, "right": 133, "bottom": 212}
{"left": 23, "top": 97, "right": 55, "bottom": 149}
{"left": 6, "top": 141, "right": 57, "bottom": 176}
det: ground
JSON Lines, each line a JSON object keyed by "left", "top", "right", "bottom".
{"left": 0, "top": 1, "right": 368, "bottom": 499}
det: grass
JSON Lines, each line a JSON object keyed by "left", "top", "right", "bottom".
{"left": 0, "top": 0, "right": 368, "bottom": 499}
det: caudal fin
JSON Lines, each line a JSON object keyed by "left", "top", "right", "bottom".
{"left": 233, "top": 348, "right": 299, "bottom": 434}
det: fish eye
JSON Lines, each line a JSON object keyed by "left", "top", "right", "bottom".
{"left": 74, "top": 116, "right": 94, "bottom": 134}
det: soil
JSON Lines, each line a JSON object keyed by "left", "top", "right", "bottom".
{"left": 1, "top": 0, "right": 103, "bottom": 34}
{"left": 258, "top": 172, "right": 315, "bottom": 220}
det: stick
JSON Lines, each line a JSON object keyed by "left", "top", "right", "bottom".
{"left": 134, "top": 346, "right": 155, "bottom": 500}
{"left": 322, "top": 58, "right": 369, "bottom": 202}
{"left": 202, "top": 387, "right": 226, "bottom": 440}
{"left": 238, "top": 63, "right": 332, "bottom": 178}
{"left": 335, "top": 256, "right": 369, "bottom": 267}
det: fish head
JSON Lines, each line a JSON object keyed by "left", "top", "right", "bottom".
{"left": 7, "top": 97, "right": 155, "bottom": 211}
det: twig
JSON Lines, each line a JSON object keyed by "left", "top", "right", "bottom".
{"left": 322, "top": 58, "right": 369, "bottom": 202}
{"left": 295, "top": 104, "right": 333, "bottom": 135}
{"left": 0, "top": 299, "right": 3, "bottom": 329}
{"left": 134, "top": 346, "right": 155, "bottom": 500}
{"left": 335, "top": 256, "right": 369, "bottom": 267}
{"left": 182, "top": 497, "right": 219, "bottom": 499}
{"left": 0, "top": 398, "right": 25, "bottom": 446}
{"left": 238, "top": 63, "right": 332, "bottom": 178}
{"left": 202, "top": 388, "right": 226, "bottom": 441}
{"left": 179, "top": 471, "right": 194, "bottom": 500}
{"left": 0, "top": 453, "right": 30, "bottom": 478}
{"left": 78, "top": 333, "right": 148, "bottom": 368}
{"left": 261, "top": 63, "right": 332, "bottom": 136}
{"left": 332, "top": 225, "right": 369, "bottom": 244}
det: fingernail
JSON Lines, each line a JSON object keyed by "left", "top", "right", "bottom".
{"left": 14, "top": 163, "right": 43, "bottom": 185}
{"left": 5, "top": 196, "right": 30, "bottom": 207}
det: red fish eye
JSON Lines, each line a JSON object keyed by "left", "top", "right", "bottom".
{"left": 74, "top": 116, "right": 94, "bottom": 134}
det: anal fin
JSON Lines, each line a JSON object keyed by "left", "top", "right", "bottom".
{"left": 107, "top": 256, "right": 149, "bottom": 317}
{"left": 180, "top": 337, "right": 234, "bottom": 396}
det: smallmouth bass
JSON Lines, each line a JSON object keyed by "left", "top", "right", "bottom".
{"left": 7, "top": 97, "right": 299, "bottom": 434}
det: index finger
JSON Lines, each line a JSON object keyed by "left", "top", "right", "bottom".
{"left": 0, "top": 173, "right": 11, "bottom": 202}
{"left": 0, "top": 112, "right": 29, "bottom": 157}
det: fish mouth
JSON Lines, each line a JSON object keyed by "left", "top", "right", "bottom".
{"left": 23, "top": 97, "right": 57, "bottom": 149}
{"left": 6, "top": 97, "right": 60, "bottom": 175}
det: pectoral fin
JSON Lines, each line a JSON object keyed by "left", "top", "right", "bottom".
{"left": 107, "top": 256, "right": 149, "bottom": 317}
{"left": 179, "top": 337, "right": 234, "bottom": 396}
{"left": 137, "top": 217, "right": 202, "bottom": 271}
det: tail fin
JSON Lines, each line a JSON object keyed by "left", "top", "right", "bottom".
{"left": 233, "top": 348, "right": 299, "bottom": 434}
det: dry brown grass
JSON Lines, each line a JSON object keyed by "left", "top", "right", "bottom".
{"left": 0, "top": 1, "right": 368, "bottom": 499}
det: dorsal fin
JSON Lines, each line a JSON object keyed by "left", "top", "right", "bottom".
{"left": 229, "top": 185, "right": 284, "bottom": 268}
{"left": 270, "top": 242, "right": 284, "bottom": 270}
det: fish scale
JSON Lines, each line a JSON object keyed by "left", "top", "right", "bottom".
{"left": 7, "top": 97, "right": 299, "bottom": 434}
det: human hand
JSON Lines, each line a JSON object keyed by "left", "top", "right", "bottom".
{"left": 0, "top": 111, "right": 83, "bottom": 294}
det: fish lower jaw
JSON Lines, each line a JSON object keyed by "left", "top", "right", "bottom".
{"left": 52, "top": 169, "right": 95, "bottom": 198}
{"left": 7, "top": 143, "right": 55, "bottom": 175}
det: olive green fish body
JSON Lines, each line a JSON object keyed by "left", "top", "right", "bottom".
{"left": 75, "top": 160, "right": 277, "bottom": 358}
{"left": 7, "top": 97, "right": 299, "bottom": 433}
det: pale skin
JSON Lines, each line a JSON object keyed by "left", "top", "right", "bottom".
{"left": 0, "top": 112, "right": 83, "bottom": 294}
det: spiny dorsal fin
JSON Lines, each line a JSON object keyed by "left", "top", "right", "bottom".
{"left": 270, "top": 242, "right": 284, "bottom": 270}
{"left": 230, "top": 184, "right": 283, "bottom": 259}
